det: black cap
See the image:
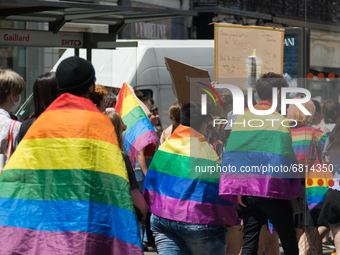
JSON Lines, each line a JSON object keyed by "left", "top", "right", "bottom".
{"left": 56, "top": 56, "right": 95, "bottom": 92}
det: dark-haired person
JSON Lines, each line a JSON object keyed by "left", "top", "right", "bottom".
{"left": 0, "top": 56, "right": 143, "bottom": 254}
{"left": 287, "top": 99, "right": 324, "bottom": 254}
{"left": 219, "top": 72, "right": 300, "bottom": 255}
{"left": 144, "top": 102, "right": 240, "bottom": 255}
{"left": 135, "top": 103, "right": 159, "bottom": 249}
{"left": 16, "top": 72, "right": 60, "bottom": 144}
{"left": 318, "top": 117, "right": 340, "bottom": 254}
{"left": 320, "top": 99, "right": 340, "bottom": 134}
{"left": 104, "top": 91, "right": 117, "bottom": 108}
{"left": 0, "top": 69, "right": 25, "bottom": 162}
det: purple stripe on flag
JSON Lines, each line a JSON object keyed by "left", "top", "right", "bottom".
{"left": 144, "top": 190, "right": 241, "bottom": 226}
{"left": 128, "top": 130, "right": 159, "bottom": 169}
{"left": 307, "top": 203, "right": 323, "bottom": 210}
{"left": 0, "top": 226, "right": 143, "bottom": 255}
{"left": 219, "top": 173, "right": 301, "bottom": 201}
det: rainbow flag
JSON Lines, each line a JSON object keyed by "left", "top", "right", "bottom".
{"left": 291, "top": 126, "right": 332, "bottom": 210}
{"left": 291, "top": 125, "right": 323, "bottom": 163}
{"left": 143, "top": 125, "right": 240, "bottom": 226}
{"left": 115, "top": 83, "right": 159, "bottom": 168}
{"left": 0, "top": 93, "right": 143, "bottom": 255}
{"left": 219, "top": 101, "right": 301, "bottom": 201}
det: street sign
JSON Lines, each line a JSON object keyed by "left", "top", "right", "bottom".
{"left": 0, "top": 29, "right": 83, "bottom": 48}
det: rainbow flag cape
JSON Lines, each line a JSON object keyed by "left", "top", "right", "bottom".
{"left": 291, "top": 125, "right": 323, "bottom": 163}
{"left": 0, "top": 93, "right": 143, "bottom": 255}
{"left": 291, "top": 126, "right": 332, "bottom": 210}
{"left": 219, "top": 101, "right": 301, "bottom": 201}
{"left": 115, "top": 83, "right": 159, "bottom": 168}
{"left": 143, "top": 125, "right": 240, "bottom": 226}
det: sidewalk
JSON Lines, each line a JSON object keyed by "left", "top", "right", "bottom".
{"left": 144, "top": 242, "right": 336, "bottom": 254}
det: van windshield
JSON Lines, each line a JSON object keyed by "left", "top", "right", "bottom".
{"left": 16, "top": 94, "right": 33, "bottom": 121}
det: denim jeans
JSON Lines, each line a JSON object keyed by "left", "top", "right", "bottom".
{"left": 240, "top": 196, "right": 298, "bottom": 255}
{"left": 150, "top": 214, "right": 227, "bottom": 255}
{"left": 135, "top": 158, "right": 152, "bottom": 243}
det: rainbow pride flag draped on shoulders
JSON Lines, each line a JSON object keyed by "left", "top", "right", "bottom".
{"left": 115, "top": 83, "right": 159, "bottom": 168}
{"left": 0, "top": 93, "right": 143, "bottom": 255}
{"left": 291, "top": 125, "right": 330, "bottom": 210}
{"left": 143, "top": 125, "right": 240, "bottom": 226}
{"left": 219, "top": 101, "right": 301, "bottom": 201}
{"left": 291, "top": 125, "right": 323, "bottom": 163}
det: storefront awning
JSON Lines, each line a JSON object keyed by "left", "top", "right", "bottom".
{"left": 0, "top": 0, "right": 197, "bottom": 34}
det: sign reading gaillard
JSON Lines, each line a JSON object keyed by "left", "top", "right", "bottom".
{"left": 0, "top": 29, "right": 83, "bottom": 48}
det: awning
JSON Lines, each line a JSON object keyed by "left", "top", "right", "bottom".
{"left": 0, "top": 0, "right": 197, "bottom": 34}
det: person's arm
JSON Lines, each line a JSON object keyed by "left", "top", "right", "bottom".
{"left": 237, "top": 195, "right": 246, "bottom": 207}
{"left": 137, "top": 147, "right": 148, "bottom": 176}
{"left": 160, "top": 130, "right": 166, "bottom": 145}
{"left": 131, "top": 189, "right": 149, "bottom": 225}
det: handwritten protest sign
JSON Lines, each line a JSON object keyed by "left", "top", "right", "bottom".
{"left": 165, "top": 57, "right": 221, "bottom": 116}
{"left": 214, "top": 24, "right": 284, "bottom": 89}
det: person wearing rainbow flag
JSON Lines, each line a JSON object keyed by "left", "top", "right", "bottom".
{"left": 143, "top": 102, "right": 241, "bottom": 255}
{"left": 219, "top": 73, "right": 301, "bottom": 255}
{"left": 0, "top": 56, "right": 143, "bottom": 255}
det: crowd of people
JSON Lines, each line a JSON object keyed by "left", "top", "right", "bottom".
{"left": 0, "top": 56, "right": 339, "bottom": 255}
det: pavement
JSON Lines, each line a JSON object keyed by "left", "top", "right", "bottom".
{"left": 144, "top": 242, "right": 336, "bottom": 254}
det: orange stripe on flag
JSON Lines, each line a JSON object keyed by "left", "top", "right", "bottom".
{"left": 23, "top": 110, "right": 119, "bottom": 145}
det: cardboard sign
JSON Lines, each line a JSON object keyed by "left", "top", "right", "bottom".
{"left": 165, "top": 57, "right": 221, "bottom": 116}
{"left": 214, "top": 24, "right": 284, "bottom": 89}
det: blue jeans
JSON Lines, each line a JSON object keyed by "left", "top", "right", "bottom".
{"left": 151, "top": 214, "right": 227, "bottom": 255}
{"left": 135, "top": 158, "right": 152, "bottom": 244}
{"left": 135, "top": 158, "right": 152, "bottom": 193}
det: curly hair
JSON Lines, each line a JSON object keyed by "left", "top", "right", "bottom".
{"left": 91, "top": 85, "right": 108, "bottom": 106}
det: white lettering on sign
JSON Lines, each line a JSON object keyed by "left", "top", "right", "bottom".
{"left": 135, "top": 22, "right": 167, "bottom": 39}
{"left": 284, "top": 38, "right": 295, "bottom": 46}
{"left": 4, "top": 34, "right": 29, "bottom": 42}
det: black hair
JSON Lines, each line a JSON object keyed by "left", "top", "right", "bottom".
{"left": 66, "top": 80, "right": 95, "bottom": 98}
{"left": 32, "top": 72, "right": 60, "bottom": 118}
{"left": 255, "top": 72, "right": 288, "bottom": 101}
{"left": 135, "top": 90, "right": 144, "bottom": 100}
{"left": 180, "top": 102, "right": 209, "bottom": 132}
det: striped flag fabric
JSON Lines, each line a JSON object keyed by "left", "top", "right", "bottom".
{"left": 291, "top": 126, "right": 332, "bottom": 210}
{"left": 291, "top": 125, "right": 323, "bottom": 163}
{"left": 143, "top": 125, "right": 240, "bottom": 226}
{"left": 0, "top": 93, "right": 143, "bottom": 255}
{"left": 219, "top": 101, "right": 301, "bottom": 201}
{"left": 115, "top": 83, "right": 159, "bottom": 168}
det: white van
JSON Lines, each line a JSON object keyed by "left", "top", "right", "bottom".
{"left": 17, "top": 40, "right": 215, "bottom": 127}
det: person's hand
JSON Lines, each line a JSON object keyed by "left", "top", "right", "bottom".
{"left": 238, "top": 195, "right": 246, "bottom": 207}
{"left": 139, "top": 214, "right": 147, "bottom": 226}
{"left": 211, "top": 81, "right": 218, "bottom": 88}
